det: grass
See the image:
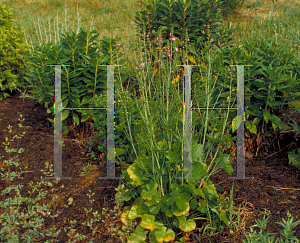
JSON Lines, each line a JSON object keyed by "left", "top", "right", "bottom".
{"left": 1, "top": 0, "right": 300, "bottom": 241}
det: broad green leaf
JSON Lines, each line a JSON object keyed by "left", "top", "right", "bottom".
{"left": 177, "top": 215, "right": 196, "bottom": 232}
{"left": 141, "top": 181, "right": 158, "bottom": 201}
{"left": 149, "top": 201, "right": 162, "bottom": 215}
{"left": 215, "top": 154, "right": 234, "bottom": 175}
{"left": 61, "top": 110, "right": 70, "bottom": 121}
{"left": 176, "top": 192, "right": 190, "bottom": 210}
{"left": 192, "top": 161, "right": 207, "bottom": 178}
{"left": 166, "top": 208, "right": 173, "bottom": 217}
{"left": 172, "top": 200, "right": 190, "bottom": 217}
{"left": 128, "top": 205, "right": 140, "bottom": 220}
{"left": 219, "top": 210, "right": 230, "bottom": 227}
{"left": 127, "top": 164, "right": 144, "bottom": 186}
{"left": 140, "top": 214, "right": 164, "bottom": 231}
{"left": 120, "top": 209, "right": 131, "bottom": 225}
{"left": 197, "top": 199, "right": 207, "bottom": 213}
{"left": 190, "top": 198, "right": 198, "bottom": 209}
{"left": 165, "top": 189, "right": 179, "bottom": 206}
{"left": 144, "top": 191, "right": 162, "bottom": 207}
{"left": 245, "top": 120, "right": 257, "bottom": 135}
{"left": 192, "top": 143, "right": 205, "bottom": 164}
{"left": 153, "top": 226, "right": 175, "bottom": 242}
{"left": 128, "top": 225, "right": 147, "bottom": 243}
{"left": 288, "top": 100, "right": 300, "bottom": 111}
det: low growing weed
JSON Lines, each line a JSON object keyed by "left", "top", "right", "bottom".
{"left": 243, "top": 210, "right": 300, "bottom": 243}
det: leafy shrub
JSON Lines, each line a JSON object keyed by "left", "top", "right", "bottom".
{"left": 134, "top": 0, "right": 225, "bottom": 52}
{"left": 0, "top": 3, "right": 30, "bottom": 101}
{"left": 211, "top": 37, "right": 300, "bottom": 153}
{"left": 23, "top": 27, "right": 127, "bottom": 135}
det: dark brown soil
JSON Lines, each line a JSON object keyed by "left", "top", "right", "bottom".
{"left": 0, "top": 85, "right": 299, "bottom": 242}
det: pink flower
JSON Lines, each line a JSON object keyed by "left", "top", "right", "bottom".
{"left": 210, "top": 38, "right": 214, "bottom": 43}
{"left": 141, "top": 63, "right": 145, "bottom": 70}
{"left": 156, "top": 37, "right": 159, "bottom": 42}
{"left": 115, "top": 43, "right": 120, "bottom": 49}
{"left": 168, "top": 52, "right": 172, "bottom": 58}
{"left": 175, "top": 46, "right": 179, "bottom": 52}
{"left": 171, "top": 37, "right": 177, "bottom": 41}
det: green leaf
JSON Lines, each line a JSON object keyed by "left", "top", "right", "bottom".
{"left": 176, "top": 192, "right": 190, "bottom": 210}
{"left": 128, "top": 205, "right": 140, "bottom": 220}
{"left": 289, "top": 100, "right": 300, "bottom": 110}
{"left": 47, "top": 118, "right": 54, "bottom": 123}
{"left": 245, "top": 120, "right": 257, "bottom": 135}
{"left": 72, "top": 112, "right": 79, "bottom": 126}
{"left": 270, "top": 114, "right": 283, "bottom": 130}
{"left": 190, "top": 198, "right": 198, "bottom": 209}
{"left": 140, "top": 214, "right": 164, "bottom": 231}
{"left": 177, "top": 215, "right": 196, "bottom": 232}
{"left": 165, "top": 188, "right": 179, "bottom": 206}
{"left": 219, "top": 210, "right": 230, "bottom": 227}
{"left": 263, "top": 109, "right": 271, "bottom": 124}
{"left": 152, "top": 226, "right": 175, "bottom": 242}
{"left": 172, "top": 200, "right": 189, "bottom": 217}
{"left": 166, "top": 208, "right": 173, "bottom": 217}
{"left": 128, "top": 225, "right": 147, "bottom": 243}
{"left": 141, "top": 181, "right": 158, "bottom": 201}
{"left": 80, "top": 113, "right": 90, "bottom": 122}
{"left": 82, "top": 95, "right": 93, "bottom": 105}
{"left": 61, "top": 110, "right": 70, "bottom": 121}
{"left": 127, "top": 164, "right": 144, "bottom": 186}
{"left": 62, "top": 99, "right": 69, "bottom": 108}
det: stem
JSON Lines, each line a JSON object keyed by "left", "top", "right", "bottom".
{"left": 205, "top": 2, "right": 211, "bottom": 41}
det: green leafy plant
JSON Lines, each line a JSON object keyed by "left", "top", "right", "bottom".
{"left": 22, "top": 27, "right": 127, "bottom": 135}
{"left": 113, "top": 33, "right": 237, "bottom": 242}
{"left": 243, "top": 210, "right": 300, "bottom": 243}
{"left": 216, "top": 37, "right": 300, "bottom": 154}
{"left": 134, "top": 0, "right": 225, "bottom": 53}
{"left": 87, "top": 89, "right": 142, "bottom": 165}
{"left": 100, "top": 204, "right": 138, "bottom": 242}
{"left": 0, "top": 114, "right": 61, "bottom": 242}
{"left": 0, "top": 3, "right": 30, "bottom": 101}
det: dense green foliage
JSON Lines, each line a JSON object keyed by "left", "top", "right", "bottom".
{"left": 0, "top": 3, "right": 30, "bottom": 101}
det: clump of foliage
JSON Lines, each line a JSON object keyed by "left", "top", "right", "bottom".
{"left": 0, "top": 3, "right": 30, "bottom": 101}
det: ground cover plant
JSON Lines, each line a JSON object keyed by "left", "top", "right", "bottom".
{"left": 0, "top": 0, "right": 300, "bottom": 242}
